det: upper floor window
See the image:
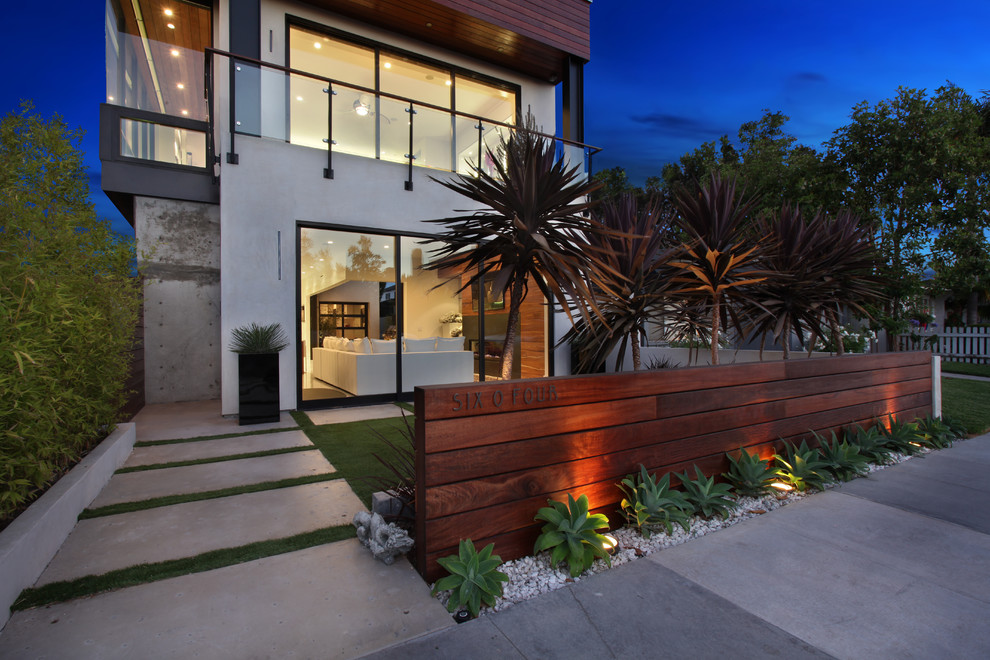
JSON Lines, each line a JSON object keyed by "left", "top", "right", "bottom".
{"left": 105, "top": 0, "right": 212, "bottom": 122}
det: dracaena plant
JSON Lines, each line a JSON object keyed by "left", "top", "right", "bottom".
{"left": 432, "top": 539, "right": 509, "bottom": 619}
{"left": 671, "top": 174, "right": 768, "bottom": 365}
{"left": 723, "top": 447, "right": 776, "bottom": 497}
{"left": 814, "top": 430, "right": 870, "bottom": 482}
{"left": 534, "top": 493, "right": 612, "bottom": 577}
{"left": 675, "top": 465, "right": 737, "bottom": 520}
{"left": 774, "top": 440, "right": 831, "bottom": 492}
{"left": 617, "top": 465, "right": 693, "bottom": 538}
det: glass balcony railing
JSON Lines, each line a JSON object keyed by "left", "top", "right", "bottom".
{"left": 205, "top": 48, "right": 600, "bottom": 189}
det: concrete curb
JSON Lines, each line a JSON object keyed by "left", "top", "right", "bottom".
{"left": 0, "top": 423, "right": 136, "bottom": 629}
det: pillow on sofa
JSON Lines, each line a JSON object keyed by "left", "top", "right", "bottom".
{"left": 322, "top": 337, "right": 332, "bottom": 349}
{"left": 436, "top": 337, "right": 465, "bottom": 352}
{"left": 404, "top": 337, "right": 437, "bottom": 352}
{"left": 370, "top": 338, "right": 396, "bottom": 354}
{"left": 353, "top": 337, "right": 370, "bottom": 354}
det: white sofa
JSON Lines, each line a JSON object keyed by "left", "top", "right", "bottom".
{"left": 312, "top": 337, "right": 473, "bottom": 395}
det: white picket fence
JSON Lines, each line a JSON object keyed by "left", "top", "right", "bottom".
{"left": 898, "top": 326, "right": 990, "bottom": 364}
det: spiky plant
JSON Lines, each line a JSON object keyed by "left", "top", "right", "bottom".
{"left": 915, "top": 415, "right": 957, "bottom": 449}
{"left": 424, "top": 119, "right": 611, "bottom": 380}
{"left": 774, "top": 440, "right": 831, "bottom": 492}
{"left": 815, "top": 430, "right": 870, "bottom": 482}
{"left": 671, "top": 174, "right": 769, "bottom": 365}
{"left": 617, "top": 465, "right": 693, "bottom": 538}
{"left": 877, "top": 414, "right": 924, "bottom": 456}
{"left": 432, "top": 539, "right": 509, "bottom": 618}
{"left": 847, "top": 424, "right": 895, "bottom": 465}
{"left": 362, "top": 411, "right": 416, "bottom": 519}
{"left": 675, "top": 465, "right": 737, "bottom": 519}
{"left": 228, "top": 322, "right": 289, "bottom": 354}
{"left": 534, "top": 493, "right": 612, "bottom": 577}
{"left": 723, "top": 447, "right": 776, "bottom": 497}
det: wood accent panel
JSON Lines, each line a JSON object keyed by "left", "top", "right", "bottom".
{"left": 415, "top": 352, "right": 934, "bottom": 581}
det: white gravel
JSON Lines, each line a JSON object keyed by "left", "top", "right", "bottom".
{"left": 432, "top": 448, "right": 926, "bottom": 616}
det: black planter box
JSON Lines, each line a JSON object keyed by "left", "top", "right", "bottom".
{"left": 238, "top": 353, "right": 280, "bottom": 425}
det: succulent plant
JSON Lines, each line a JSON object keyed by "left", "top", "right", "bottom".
{"left": 723, "top": 447, "right": 776, "bottom": 497}
{"left": 774, "top": 440, "right": 831, "bottom": 492}
{"left": 618, "top": 464, "right": 693, "bottom": 538}
{"left": 815, "top": 430, "right": 870, "bottom": 482}
{"left": 432, "top": 539, "right": 509, "bottom": 619}
{"left": 228, "top": 322, "right": 289, "bottom": 354}
{"left": 914, "top": 415, "right": 956, "bottom": 449}
{"left": 534, "top": 493, "right": 612, "bottom": 577}
{"left": 847, "top": 423, "right": 895, "bottom": 465}
{"left": 877, "top": 414, "right": 924, "bottom": 456}
{"left": 675, "top": 465, "right": 737, "bottom": 520}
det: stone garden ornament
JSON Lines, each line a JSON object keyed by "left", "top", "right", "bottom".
{"left": 352, "top": 511, "right": 414, "bottom": 565}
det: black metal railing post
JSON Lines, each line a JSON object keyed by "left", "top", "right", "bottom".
{"left": 204, "top": 50, "right": 219, "bottom": 182}
{"left": 475, "top": 122, "right": 484, "bottom": 176}
{"left": 404, "top": 103, "right": 416, "bottom": 191}
{"left": 322, "top": 85, "right": 336, "bottom": 179}
{"left": 226, "top": 57, "right": 239, "bottom": 164}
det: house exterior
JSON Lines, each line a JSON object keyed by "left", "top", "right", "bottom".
{"left": 101, "top": 0, "right": 594, "bottom": 416}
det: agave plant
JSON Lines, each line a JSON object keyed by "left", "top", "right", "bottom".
{"left": 617, "top": 465, "right": 693, "bottom": 538}
{"left": 671, "top": 174, "right": 769, "bottom": 365}
{"left": 723, "top": 447, "right": 776, "bottom": 497}
{"left": 774, "top": 440, "right": 831, "bottom": 492}
{"left": 565, "top": 192, "right": 686, "bottom": 373}
{"left": 432, "top": 539, "right": 509, "bottom": 618}
{"left": 675, "top": 465, "right": 737, "bottom": 519}
{"left": 815, "top": 430, "right": 870, "bottom": 482}
{"left": 914, "top": 415, "right": 957, "bottom": 449}
{"left": 424, "top": 117, "right": 613, "bottom": 380}
{"left": 847, "top": 424, "right": 895, "bottom": 465}
{"left": 534, "top": 493, "right": 612, "bottom": 577}
{"left": 877, "top": 414, "right": 924, "bottom": 456}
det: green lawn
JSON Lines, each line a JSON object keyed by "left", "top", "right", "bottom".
{"left": 942, "top": 376, "right": 990, "bottom": 436}
{"left": 941, "top": 361, "right": 990, "bottom": 378}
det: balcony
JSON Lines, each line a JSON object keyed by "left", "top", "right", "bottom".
{"left": 204, "top": 48, "right": 600, "bottom": 191}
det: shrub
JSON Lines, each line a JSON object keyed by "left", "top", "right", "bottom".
{"left": 1, "top": 104, "right": 141, "bottom": 523}
{"left": 774, "top": 440, "right": 831, "bottom": 492}
{"left": 534, "top": 493, "right": 612, "bottom": 577}
{"left": 815, "top": 431, "right": 869, "bottom": 482}
{"left": 723, "top": 447, "right": 776, "bottom": 497}
{"left": 617, "top": 465, "right": 692, "bottom": 537}
{"left": 228, "top": 323, "right": 289, "bottom": 354}
{"left": 432, "top": 539, "right": 508, "bottom": 618}
{"left": 675, "top": 466, "right": 736, "bottom": 519}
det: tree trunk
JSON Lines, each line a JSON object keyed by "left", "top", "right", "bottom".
{"left": 711, "top": 296, "right": 721, "bottom": 365}
{"left": 829, "top": 311, "right": 845, "bottom": 356}
{"left": 782, "top": 317, "right": 791, "bottom": 359}
{"left": 631, "top": 328, "right": 641, "bottom": 371}
{"left": 500, "top": 277, "right": 525, "bottom": 380}
{"left": 967, "top": 290, "right": 980, "bottom": 325}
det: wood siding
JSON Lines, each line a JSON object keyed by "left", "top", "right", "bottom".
{"left": 414, "top": 352, "right": 933, "bottom": 580}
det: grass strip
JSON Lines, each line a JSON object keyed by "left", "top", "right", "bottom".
{"left": 303, "top": 416, "right": 414, "bottom": 509}
{"left": 115, "top": 446, "right": 315, "bottom": 473}
{"left": 79, "top": 473, "right": 341, "bottom": 519}
{"left": 942, "top": 376, "right": 990, "bottom": 435}
{"left": 394, "top": 401, "right": 415, "bottom": 413}
{"left": 12, "top": 524, "right": 356, "bottom": 611}
{"left": 941, "top": 361, "right": 990, "bottom": 378}
{"left": 134, "top": 426, "right": 302, "bottom": 447}
{"left": 291, "top": 410, "right": 314, "bottom": 428}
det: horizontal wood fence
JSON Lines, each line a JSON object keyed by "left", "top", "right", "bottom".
{"left": 898, "top": 326, "right": 990, "bottom": 364}
{"left": 414, "top": 351, "right": 933, "bottom": 581}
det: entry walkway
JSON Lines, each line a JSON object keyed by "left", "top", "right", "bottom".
{"left": 0, "top": 401, "right": 452, "bottom": 659}
{"left": 367, "top": 433, "right": 990, "bottom": 660}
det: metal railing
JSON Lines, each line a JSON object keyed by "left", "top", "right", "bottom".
{"left": 204, "top": 48, "right": 601, "bottom": 190}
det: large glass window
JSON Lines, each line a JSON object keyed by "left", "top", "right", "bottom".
{"left": 120, "top": 118, "right": 207, "bottom": 167}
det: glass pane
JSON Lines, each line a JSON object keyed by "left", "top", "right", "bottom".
{"left": 455, "top": 116, "right": 483, "bottom": 175}
{"left": 105, "top": 0, "right": 211, "bottom": 121}
{"left": 481, "top": 124, "right": 510, "bottom": 177}
{"left": 456, "top": 77, "right": 515, "bottom": 125}
{"left": 289, "top": 73, "right": 327, "bottom": 149}
{"left": 402, "top": 239, "right": 472, "bottom": 392}
{"left": 120, "top": 118, "right": 207, "bottom": 167}
{"left": 380, "top": 54, "right": 450, "bottom": 108}
{"left": 233, "top": 62, "right": 261, "bottom": 137}
{"left": 300, "top": 228, "right": 397, "bottom": 401}
{"left": 379, "top": 97, "right": 410, "bottom": 165}
{"left": 413, "top": 105, "right": 452, "bottom": 171}
{"left": 332, "top": 85, "right": 376, "bottom": 158}
{"left": 289, "top": 26, "right": 374, "bottom": 89}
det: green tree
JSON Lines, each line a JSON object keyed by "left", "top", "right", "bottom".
{"left": 1, "top": 103, "right": 141, "bottom": 519}
{"left": 827, "top": 84, "right": 990, "bottom": 336}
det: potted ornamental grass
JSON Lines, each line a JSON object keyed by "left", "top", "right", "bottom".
{"left": 229, "top": 322, "right": 289, "bottom": 425}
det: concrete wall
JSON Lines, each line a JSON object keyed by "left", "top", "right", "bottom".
{"left": 136, "top": 197, "right": 221, "bottom": 403}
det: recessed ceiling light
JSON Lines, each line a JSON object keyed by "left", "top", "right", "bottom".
{"left": 426, "top": 22, "right": 432, "bottom": 27}
{"left": 296, "top": 96, "right": 304, "bottom": 101}
{"left": 164, "top": 9, "right": 173, "bottom": 16}
{"left": 445, "top": 80, "right": 451, "bottom": 86}
{"left": 166, "top": 23, "right": 175, "bottom": 29}
{"left": 313, "top": 42, "right": 321, "bottom": 49}
{"left": 176, "top": 83, "right": 185, "bottom": 89}
{"left": 170, "top": 49, "right": 179, "bottom": 57}
{"left": 181, "top": 109, "right": 189, "bottom": 115}
{"left": 384, "top": 62, "right": 391, "bottom": 69}
{"left": 327, "top": 241, "right": 333, "bottom": 244}
{"left": 500, "top": 91, "right": 508, "bottom": 98}
{"left": 108, "top": 95, "right": 115, "bottom": 101}
{"left": 319, "top": 258, "right": 324, "bottom": 262}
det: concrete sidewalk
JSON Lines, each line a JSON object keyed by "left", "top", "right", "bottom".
{"left": 366, "top": 433, "right": 990, "bottom": 660}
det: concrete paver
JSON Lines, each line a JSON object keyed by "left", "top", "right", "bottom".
{"left": 90, "top": 449, "right": 335, "bottom": 507}
{"left": 0, "top": 540, "right": 453, "bottom": 660}
{"left": 37, "top": 480, "right": 364, "bottom": 585}
{"left": 124, "top": 429, "right": 312, "bottom": 467}
{"left": 133, "top": 399, "right": 296, "bottom": 442}
{"left": 306, "top": 404, "right": 407, "bottom": 426}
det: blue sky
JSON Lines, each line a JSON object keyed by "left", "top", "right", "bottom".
{"left": 3, "top": 1, "right": 989, "bottom": 235}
